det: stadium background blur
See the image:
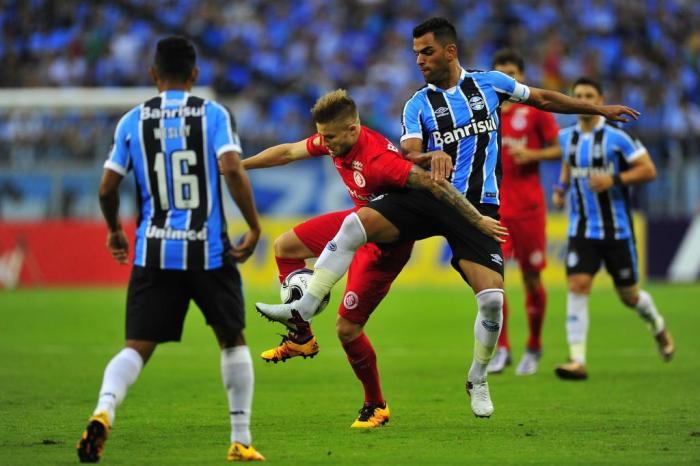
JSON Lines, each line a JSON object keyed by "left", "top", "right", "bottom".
{"left": 0, "top": 0, "right": 699, "bottom": 286}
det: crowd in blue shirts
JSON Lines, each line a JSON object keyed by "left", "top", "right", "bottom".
{"left": 1, "top": 0, "right": 699, "bottom": 215}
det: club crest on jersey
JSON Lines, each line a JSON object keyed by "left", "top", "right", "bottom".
{"left": 434, "top": 106, "right": 450, "bottom": 118}
{"left": 343, "top": 291, "right": 359, "bottom": 309}
{"left": 353, "top": 171, "right": 366, "bottom": 187}
{"left": 511, "top": 115, "right": 527, "bottom": 131}
{"left": 468, "top": 95, "right": 485, "bottom": 111}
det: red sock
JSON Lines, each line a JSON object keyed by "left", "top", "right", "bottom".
{"left": 342, "top": 333, "right": 384, "bottom": 405}
{"left": 497, "top": 297, "right": 510, "bottom": 350}
{"left": 526, "top": 285, "right": 547, "bottom": 351}
{"left": 275, "top": 256, "right": 305, "bottom": 284}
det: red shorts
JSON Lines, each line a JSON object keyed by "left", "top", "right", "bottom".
{"left": 293, "top": 209, "right": 414, "bottom": 325}
{"left": 501, "top": 208, "right": 547, "bottom": 273}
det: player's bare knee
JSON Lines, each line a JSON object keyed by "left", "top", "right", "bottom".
{"left": 356, "top": 208, "right": 398, "bottom": 243}
{"left": 523, "top": 272, "right": 542, "bottom": 293}
{"left": 617, "top": 288, "right": 639, "bottom": 308}
{"left": 273, "top": 231, "right": 299, "bottom": 258}
{"left": 213, "top": 326, "right": 244, "bottom": 349}
{"left": 336, "top": 316, "right": 362, "bottom": 343}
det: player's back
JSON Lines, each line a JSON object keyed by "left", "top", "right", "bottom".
{"left": 106, "top": 90, "right": 242, "bottom": 270}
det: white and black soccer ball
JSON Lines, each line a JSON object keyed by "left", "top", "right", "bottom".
{"left": 280, "top": 268, "right": 330, "bottom": 315}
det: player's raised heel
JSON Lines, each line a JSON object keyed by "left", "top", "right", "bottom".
{"left": 350, "top": 403, "right": 390, "bottom": 428}
{"left": 466, "top": 381, "right": 494, "bottom": 418}
{"left": 227, "top": 442, "right": 265, "bottom": 461}
{"left": 261, "top": 334, "right": 319, "bottom": 363}
{"left": 555, "top": 361, "right": 588, "bottom": 380}
{"left": 76, "top": 411, "right": 111, "bottom": 463}
{"left": 654, "top": 328, "right": 674, "bottom": 361}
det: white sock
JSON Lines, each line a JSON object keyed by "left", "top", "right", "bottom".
{"left": 634, "top": 289, "right": 665, "bottom": 334}
{"left": 566, "top": 292, "right": 589, "bottom": 364}
{"left": 298, "top": 212, "right": 367, "bottom": 319}
{"left": 468, "top": 289, "right": 504, "bottom": 383}
{"left": 221, "top": 346, "right": 254, "bottom": 445}
{"left": 93, "top": 347, "right": 143, "bottom": 425}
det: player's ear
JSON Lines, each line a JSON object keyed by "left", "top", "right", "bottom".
{"left": 445, "top": 43, "right": 458, "bottom": 60}
{"left": 148, "top": 66, "right": 159, "bottom": 85}
{"left": 190, "top": 66, "right": 199, "bottom": 85}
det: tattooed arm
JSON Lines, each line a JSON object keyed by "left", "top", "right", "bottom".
{"left": 405, "top": 165, "right": 508, "bottom": 242}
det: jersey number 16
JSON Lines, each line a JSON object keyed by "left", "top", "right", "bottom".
{"left": 153, "top": 150, "right": 200, "bottom": 210}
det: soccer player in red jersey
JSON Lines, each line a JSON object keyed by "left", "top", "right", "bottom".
{"left": 487, "top": 50, "right": 562, "bottom": 375}
{"left": 242, "top": 89, "right": 503, "bottom": 427}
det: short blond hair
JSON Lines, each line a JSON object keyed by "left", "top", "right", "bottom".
{"left": 310, "top": 89, "right": 358, "bottom": 124}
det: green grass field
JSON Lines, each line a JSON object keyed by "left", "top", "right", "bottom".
{"left": 1, "top": 284, "right": 699, "bottom": 465}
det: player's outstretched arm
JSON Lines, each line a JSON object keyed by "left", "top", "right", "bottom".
{"left": 241, "top": 140, "right": 312, "bottom": 170}
{"left": 98, "top": 169, "right": 129, "bottom": 264}
{"left": 405, "top": 165, "right": 508, "bottom": 242}
{"left": 220, "top": 151, "right": 262, "bottom": 263}
{"left": 526, "top": 87, "right": 640, "bottom": 123}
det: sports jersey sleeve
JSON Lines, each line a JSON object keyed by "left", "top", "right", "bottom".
{"left": 103, "top": 111, "right": 132, "bottom": 176}
{"left": 211, "top": 102, "right": 243, "bottom": 158}
{"left": 612, "top": 129, "right": 646, "bottom": 162}
{"left": 488, "top": 70, "right": 530, "bottom": 103}
{"left": 400, "top": 96, "right": 424, "bottom": 142}
{"left": 537, "top": 109, "right": 560, "bottom": 142}
{"left": 368, "top": 150, "right": 413, "bottom": 188}
{"left": 305, "top": 133, "right": 329, "bottom": 157}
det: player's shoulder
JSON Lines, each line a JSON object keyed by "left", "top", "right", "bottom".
{"left": 404, "top": 84, "right": 429, "bottom": 104}
{"left": 361, "top": 126, "right": 401, "bottom": 156}
{"left": 603, "top": 121, "right": 633, "bottom": 138}
{"left": 558, "top": 124, "right": 578, "bottom": 137}
{"left": 116, "top": 105, "right": 142, "bottom": 135}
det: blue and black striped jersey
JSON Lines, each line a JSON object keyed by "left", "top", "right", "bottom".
{"left": 559, "top": 119, "right": 646, "bottom": 240}
{"left": 104, "top": 90, "right": 242, "bottom": 270}
{"left": 401, "top": 69, "right": 530, "bottom": 207}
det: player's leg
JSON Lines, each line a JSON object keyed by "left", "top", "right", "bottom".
{"left": 262, "top": 211, "right": 357, "bottom": 361}
{"left": 511, "top": 211, "right": 548, "bottom": 375}
{"left": 192, "top": 260, "right": 264, "bottom": 461}
{"left": 605, "top": 239, "right": 674, "bottom": 361}
{"left": 337, "top": 241, "right": 413, "bottom": 428}
{"left": 255, "top": 207, "right": 400, "bottom": 326}
{"left": 488, "top": 218, "right": 514, "bottom": 374}
{"left": 78, "top": 267, "right": 188, "bottom": 463}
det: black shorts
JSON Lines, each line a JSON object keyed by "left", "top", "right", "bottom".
{"left": 566, "top": 236, "right": 639, "bottom": 287}
{"left": 125, "top": 257, "right": 244, "bottom": 343}
{"left": 367, "top": 189, "right": 504, "bottom": 279}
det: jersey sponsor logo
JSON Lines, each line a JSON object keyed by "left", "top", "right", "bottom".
{"left": 434, "top": 106, "right": 450, "bottom": 118}
{"left": 570, "top": 163, "right": 615, "bottom": 179}
{"left": 490, "top": 253, "right": 503, "bottom": 265}
{"left": 347, "top": 188, "right": 375, "bottom": 202}
{"left": 502, "top": 135, "right": 527, "bottom": 149}
{"left": 351, "top": 160, "right": 363, "bottom": 171}
{"left": 469, "top": 95, "right": 486, "bottom": 111}
{"left": 140, "top": 105, "right": 204, "bottom": 120}
{"left": 481, "top": 319, "right": 500, "bottom": 332}
{"left": 145, "top": 225, "right": 208, "bottom": 241}
{"left": 431, "top": 116, "right": 497, "bottom": 146}
{"left": 327, "top": 241, "right": 338, "bottom": 251}
{"left": 343, "top": 291, "right": 359, "bottom": 309}
{"left": 353, "top": 171, "right": 366, "bottom": 187}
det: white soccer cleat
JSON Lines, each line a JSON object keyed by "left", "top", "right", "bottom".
{"left": 515, "top": 349, "right": 542, "bottom": 376}
{"left": 255, "top": 301, "right": 309, "bottom": 332}
{"left": 486, "top": 347, "right": 511, "bottom": 374}
{"left": 466, "top": 380, "right": 494, "bottom": 418}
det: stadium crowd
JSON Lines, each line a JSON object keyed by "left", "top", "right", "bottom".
{"left": 0, "top": 0, "right": 699, "bottom": 214}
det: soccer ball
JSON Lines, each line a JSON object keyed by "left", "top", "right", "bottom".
{"left": 280, "top": 268, "right": 330, "bottom": 315}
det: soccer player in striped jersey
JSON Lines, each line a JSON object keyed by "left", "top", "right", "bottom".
{"left": 487, "top": 49, "right": 562, "bottom": 376}
{"left": 77, "top": 37, "right": 265, "bottom": 462}
{"left": 552, "top": 77, "right": 674, "bottom": 380}
{"left": 256, "top": 17, "right": 639, "bottom": 419}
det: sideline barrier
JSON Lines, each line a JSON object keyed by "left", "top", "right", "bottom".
{"left": 0, "top": 213, "right": 645, "bottom": 288}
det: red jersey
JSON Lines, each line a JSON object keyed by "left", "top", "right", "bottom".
{"left": 305, "top": 126, "right": 413, "bottom": 207}
{"left": 499, "top": 103, "right": 559, "bottom": 218}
